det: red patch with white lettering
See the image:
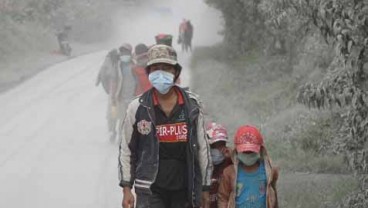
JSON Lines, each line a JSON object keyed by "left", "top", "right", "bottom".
{"left": 156, "top": 122, "right": 188, "bottom": 143}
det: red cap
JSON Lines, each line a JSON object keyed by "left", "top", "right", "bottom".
{"left": 234, "top": 125, "right": 263, "bottom": 153}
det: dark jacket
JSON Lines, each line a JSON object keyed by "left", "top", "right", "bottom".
{"left": 118, "top": 87, "right": 212, "bottom": 207}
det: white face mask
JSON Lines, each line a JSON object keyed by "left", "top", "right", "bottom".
{"left": 120, "top": 55, "right": 131, "bottom": 63}
{"left": 148, "top": 70, "right": 175, "bottom": 94}
{"left": 211, "top": 148, "right": 225, "bottom": 165}
{"left": 237, "top": 152, "right": 260, "bottom": 166}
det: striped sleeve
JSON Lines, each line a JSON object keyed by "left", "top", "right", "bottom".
{"left": 197, "top": 109, "right": 213, "bottom": 190}
{"left": 118, "top": 98, "right": 139, "bottom": 187}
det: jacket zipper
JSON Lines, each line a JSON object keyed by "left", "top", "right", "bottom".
{"left": 143, "top": 98, "right": 200, "bottom": 206}
{"left": 189, "top": 126, "right": 196, "bottom": 206}
{"left": 188, "top": 107, "right": 199, "bottom": 206}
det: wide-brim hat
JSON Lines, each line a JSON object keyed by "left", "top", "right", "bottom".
{"left": 146, "top": 44, "right": 182, "bottom": 71}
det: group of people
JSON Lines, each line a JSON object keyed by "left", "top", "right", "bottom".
{"left": 117, "top": 44, "right": 279, "bottom": 208}
{"left": 96, "top": 28, "right": 187, "bottom": 141}
{"left": 94, "top": 18, "right": 276, "bottom": 208}
{"left": 207, "top": 124, "right": 279, "bottom": 208}
{"left": 96, "top": 43, "right": 152, "bottom": 141}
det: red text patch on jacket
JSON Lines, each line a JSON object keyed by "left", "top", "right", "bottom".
{"left": 156, "top": 122, "right": 188, "bottom": 143}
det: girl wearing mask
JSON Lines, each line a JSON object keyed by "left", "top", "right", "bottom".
{"left": 206, "top": 122, "right": 232, "bottom": 208}
{"left": 217, "top": 125, "right": 279, "bottom": 208}
{"left": 118, "top": 43, "right": 135, "bottom": 101}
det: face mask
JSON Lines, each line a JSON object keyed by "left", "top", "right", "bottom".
{"left": 120, "top": 55, "right": 131, "bottom": 63}
{"left": 148, "top": 70, "right": 175, "bottom": 94}
{"left": 211, "top": 148, "right": 225, "bottom": 165}
{"left": 237, "top": 152, "right": 260, "bottom": 166}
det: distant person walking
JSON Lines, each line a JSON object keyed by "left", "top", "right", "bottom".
{"left": 56, "top": 25, "right": 72, "bottom": 56}
{"left": 186, "top": 20, "right": 194, "bottom": 51}
{"left": 118, "top": 43, "right": 135, "bottom": 106}
{"left": 96, "top": 43, "right": 133, "bottom": 141}
{"left": 178, "top": 19, "right": 193, "bottom": 52}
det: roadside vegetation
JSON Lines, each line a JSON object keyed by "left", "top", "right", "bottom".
{"left": 197, "top": 0, "right": 368, "bottom": 207}
{"left": 191, "top": 42, "right": 359, "bottom": 208}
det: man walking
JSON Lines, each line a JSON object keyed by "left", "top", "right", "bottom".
{"left": 118, "top": 44, "right": 212, "bottom": 208}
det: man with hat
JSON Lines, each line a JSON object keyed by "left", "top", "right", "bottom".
{"left": 217, "top": 125, "right": 279, "bottom": 208}
{"left": 118, "top": 44, "right": 212, "bottom": 208}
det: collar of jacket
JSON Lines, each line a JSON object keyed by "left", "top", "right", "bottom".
{"left": 138, "top": 86, "right": 201, "bottom": 121}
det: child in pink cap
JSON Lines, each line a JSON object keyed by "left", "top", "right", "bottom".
{"left": 206, "top": 122, "right": 233, "bottom": 208}
{"left": 217, "top": 125, "right": 279, "bottom": 208}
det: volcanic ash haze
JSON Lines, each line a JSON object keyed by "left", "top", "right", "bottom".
{"left": 110, "top": 0, "right": 223, "bottom": 48}
{"left": 0, "top": 1, "right": 223, "bottom": 208}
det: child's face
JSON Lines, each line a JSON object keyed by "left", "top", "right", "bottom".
{"left": 211, "top": 141, "right": 231, "bottom": 159}
{"left": 237, "top": 151, "right": 260, "bottom": 166}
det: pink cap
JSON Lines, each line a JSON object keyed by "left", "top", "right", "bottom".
{"left": 206, "top": 122, "right": 228, "bottom": 145}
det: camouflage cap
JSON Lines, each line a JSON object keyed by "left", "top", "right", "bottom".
{"left": 146, "top": 44, "right": 181, "bottom": 70}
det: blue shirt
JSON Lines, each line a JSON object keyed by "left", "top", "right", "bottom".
{"left": 235, "top": 161, "right": 267, "bottom": 208}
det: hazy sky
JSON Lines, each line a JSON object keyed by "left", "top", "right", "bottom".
{"left": 110, "top": 0, "right": 223, "bottom": 48}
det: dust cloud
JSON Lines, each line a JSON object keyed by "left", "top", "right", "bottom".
{"left": 109, "top": 0, "right": 222, "bottom": 50}
{"left": 105, "top": 0, "right": 222, "bottom": 88}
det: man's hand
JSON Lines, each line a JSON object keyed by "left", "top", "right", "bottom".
{"left": 122, "top": 187, "right": 135, "bottom": 208}
{"left": 201, "top": 191, "right": 210, "bottom": 208}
